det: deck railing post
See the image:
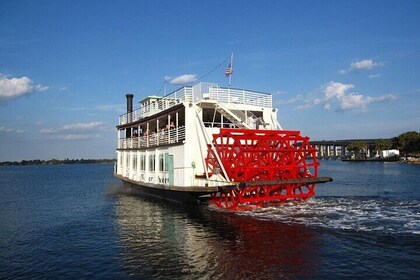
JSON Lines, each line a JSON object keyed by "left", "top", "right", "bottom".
{"left": 146, "top": 123, "right": 149, "bottom": 148}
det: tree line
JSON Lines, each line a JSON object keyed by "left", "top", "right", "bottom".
{"left": 347, "top": 131, "right": 420, "bottom": 158}
{"left": 0, "top": 158, "right": 116, "bottom": 166}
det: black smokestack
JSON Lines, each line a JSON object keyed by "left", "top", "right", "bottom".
{"left": 126, "top": 94, "right": 134, "bottom": 114}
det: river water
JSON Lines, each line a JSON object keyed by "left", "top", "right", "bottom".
{"left": 0, "top": 161, "right": 419, "bottom": 279}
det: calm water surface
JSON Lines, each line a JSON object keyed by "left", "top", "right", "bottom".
{"left": 0, "top": 161, "right": 419, "bottom": 279}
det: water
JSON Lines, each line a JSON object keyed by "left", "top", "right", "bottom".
{"left": 0, "top": 161, "right": 419, "bottom": 279}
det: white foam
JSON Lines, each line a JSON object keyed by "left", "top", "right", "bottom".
{"left": 232, "top": 197, "right": 420, "bottom": 235}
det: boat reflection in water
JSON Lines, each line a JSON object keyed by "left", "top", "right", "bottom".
{"left": 114, "top": 189, "right": 322, "bottom": 279}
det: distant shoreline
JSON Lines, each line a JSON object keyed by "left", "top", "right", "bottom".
{"left": 341, "top": 158, "right": 399, "bottom": 163}
{"left": 0, "top": 159, "right": 116, "bottom": 166}
{"left": 340, "top": 156, "right": 420, "bottom": 165}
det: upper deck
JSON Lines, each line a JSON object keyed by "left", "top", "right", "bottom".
{"left": 119, "top": 82, "right": 272, "bottom": 126}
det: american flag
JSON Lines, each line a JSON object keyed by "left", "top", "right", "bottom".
{"left": 225, "top": 62, "right": 233, "bottom": 77}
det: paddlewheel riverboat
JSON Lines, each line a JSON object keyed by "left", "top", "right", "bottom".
{"left": 114, "top": 82, "right": 332, "bottom": 210}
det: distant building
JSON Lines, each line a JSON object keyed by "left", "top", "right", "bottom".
{"left": 380, "top": 149, "right": 400, "bottom": 158}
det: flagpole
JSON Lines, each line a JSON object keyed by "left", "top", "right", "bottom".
{"left": 228, "top": 53, "right": 233, "bottom": 88}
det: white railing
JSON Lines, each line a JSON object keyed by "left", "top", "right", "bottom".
{"left": 140, "top": 86, "right": 193, "bottom": 119}
{"left": 118, "top": 126, "right": 186, "bottom": 149}
{"left": 207, "top": 87, "right": 272, "bottom": 108}
{"left": 119, "top": 87, "right": 193, "bottom": 125}
{"left": 118, "top": 83, "right": 272, "bottom": 125}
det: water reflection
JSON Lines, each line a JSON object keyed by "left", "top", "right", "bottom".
{"left": 114, "top": 194, "right": 321, "bottom": 279}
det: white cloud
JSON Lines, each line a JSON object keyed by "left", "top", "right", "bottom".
{"left": 370, "top": 94, "right": 397, "bottom": 103}
{"left": 40, "top": 128, "right": 57, "bottom": 134}
{"left": 169, "top": 74, "right": 197, "bottom": 85}
{"left": 339, "top": 93, "right": 365, "bottom": 110}
{"left": 350, "top": 60, "right": 380, "bottom": 70}
{"left": 227, "top": 39, "right": 241, "bottom": 45}
{"left": 293, "top": 81, "right": 397, "bottom": 112}
{"left": 67, "top": 104, "right": 125, "bottom": 114}
{"left": 0, "top": 126, "right": 13, "bottom": 132}
{"left": 277, "top": 94, "right": 304, "bottom": 105}
{"left": 58, "top": 121, "right": 107, "bottom": 132}
{"left": 39, "top": 122, "right": 109, "bottom": 141}
{"left": 0, "top": 74, "right": 48, "bottom": 101}
{"left": 56, "top": 134, "right": 100, "bottom": 141}
{"left": 295, "top": 97, "right": 321, "bottom": 110}
{"left": 0, "top": 126, "right": 24, "bottom": 133}
{"left": 339, "top": 94, "right": 396, "bottom": 110}
{"left": 323, "top": 81, "right": 396, "bottom": 111}
{"left": 324, "top": 103, "right": 332, "bottom": 110}
{"left": 324, "top": 82, "right": 354, "bottom": 99}
{"left": 368, "top": 73, "right": 381, "bottom": 79}
{"left": 62, "top": 122, "right": 105, "bottom": 131}
{"left": 340, "top": 59, "right": 383, "bottom": 74}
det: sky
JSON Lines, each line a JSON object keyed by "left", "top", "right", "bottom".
{"left": 0, "top": 0, "right": 419, "bottom": 161}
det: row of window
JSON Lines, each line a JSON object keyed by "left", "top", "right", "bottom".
{"left": 122, "top": 153, "right": 168, "bottom": 172}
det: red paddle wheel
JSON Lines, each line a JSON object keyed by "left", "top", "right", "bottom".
{"left": 206, "top": 129, "right": 325, "bottom": 210}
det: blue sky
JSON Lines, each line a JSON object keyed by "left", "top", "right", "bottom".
{"left": 1, "top": 0, "right": 419, "bottom": 161}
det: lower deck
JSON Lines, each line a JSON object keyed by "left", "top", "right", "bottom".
{"left": 115, "top": 173, "right": 220, "bottom": 204}
{"left": 114, "top": 173, "right": 219, "bottom": 193}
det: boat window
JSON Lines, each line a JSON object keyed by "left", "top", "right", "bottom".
{"left": 159, "top": 154, "right": 164, "bottom": 171}
{"left": 202, "top": 108, "right": 221, "bottom": 127}
{"left": 139, "top": 154, "right": 145, "bottom": 171}
{"left": 252, "top": 111, "right": 262, "bottom": 118}
{"left": 169, "top": 114, "right": 176, "bottom": 129}
{"left": 133, "top": 127, "right": 138, "bottom": 137}
{"left": 149, "top": 123, "right": 157, "bottom": 134}
{"left": 132, "top": 153, "right": 137, "bottom": 170}
{"left": 149, "top": 154, "right": 155, "bottom": 171}
{"left": 125, "top": 127, "right": 131, "bottom": 138}
{"left": 119, "top": 129, "right": 125, "bottom": 139}
{"left": 157, "top": 117, "right": 167, "bottom": 134}
{"left": 177, "top": 109, "right": 185, "bottom": 127}
{"left": 222, "top": 118, "right": 233, "bottom": 128}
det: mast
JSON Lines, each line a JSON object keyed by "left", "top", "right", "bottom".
{"left": 228, "top": 53, "right": 233, "bottom": 88}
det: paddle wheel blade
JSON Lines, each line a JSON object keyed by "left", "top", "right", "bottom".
{"left": 206, "top": 129, "right": 324, "bottom": 210}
